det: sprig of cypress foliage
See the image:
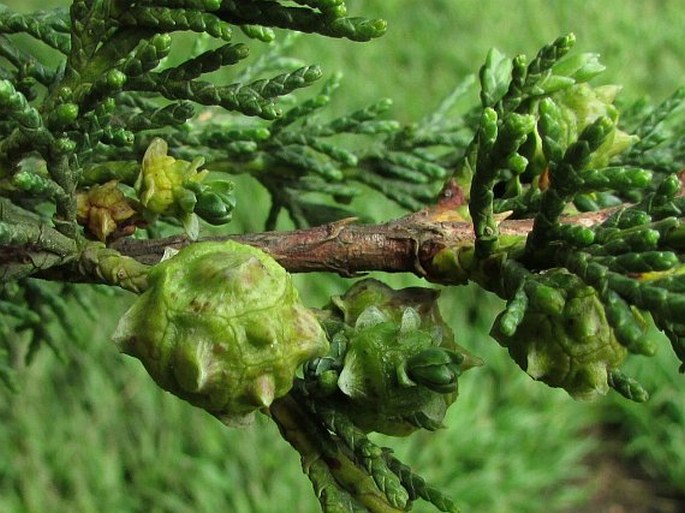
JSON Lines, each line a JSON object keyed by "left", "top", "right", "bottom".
{"left": 0, "top": 5, "right": 71, "bottom": 53}
{"left": 454, "top": 33, "right": 685, "bottom": 400}
{"left": 3, "top": 3, "right": 685, "bottom": 512}
{"left": 0, "top": 0, "right": 402, "bottom": 243}
{"left": 217, "top": 0, "right": 387, "bottom": 42}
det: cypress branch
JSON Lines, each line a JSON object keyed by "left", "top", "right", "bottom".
{"left": 2, "top": 5, "right": 685, "bottom": 511}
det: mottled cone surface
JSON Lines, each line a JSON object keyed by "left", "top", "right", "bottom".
{"left": 113, "top": 240, "right": 328, "bottom": 424}
{"left": 327, "top": 278, "right": 479, "bottom": 436}
{"left": 492, "top": 269, "right": 627, "bottom": 400}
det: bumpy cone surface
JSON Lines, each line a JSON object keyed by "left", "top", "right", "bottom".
{"left": 113, "top": 240, "right": 328, "bottom": 424}
{"left": 492, "top": 269, "right": 628, "bottom": 400}
{"left": 327, "top": 279, "right": 479, "bottom": 435}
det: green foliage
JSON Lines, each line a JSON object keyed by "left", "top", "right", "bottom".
{"left": 2, "top": 1, "right": 685, "bottom": 512}
{"left": 0, "top": 0, "right": 471, "bottom": 247}
{"left": 448, "top": 33, "right": 685, "bottom": 403}
{"left": 0, "top": 0, "right": 409, "bottom": 244}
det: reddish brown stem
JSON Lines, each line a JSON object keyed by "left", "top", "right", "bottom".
{"left": 110, "top": 207, "right": 614, "bottom": 284}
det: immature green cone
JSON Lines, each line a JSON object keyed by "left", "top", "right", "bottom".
{"left": 135, "top": 137, "right": 209, "bottom": 216}
{"left": 331, "top": 277, "right": 454, "bottom": 330}
{"left": 113, "top": 241, "right": 328, "bottom": 425}
{"left": 552, "top": 83, "right": 637, "bottom": 168}
{"left": 528, "top": 83, "right": 637, "bottom": 177}
{"left": 326, "top": 279, "right": 479, "bottom": 436}
{"left": 491, "top": 269, "right": 628, "bottom": 400}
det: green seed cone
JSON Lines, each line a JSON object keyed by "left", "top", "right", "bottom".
{"left": 113, "top": 240, "right": 328, "bottom": 425}
{"left": 491, "top": 268, "right": 628, "bottom": 400}
{"left": 325, "top": 279, "right": 480, "bottom": 436}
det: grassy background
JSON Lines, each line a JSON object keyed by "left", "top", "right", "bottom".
{"left": 1, "top": 1, "right": 685, "bottom": 512}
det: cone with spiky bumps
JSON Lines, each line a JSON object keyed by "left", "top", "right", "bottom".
{"left": 311, "top": 279, "right": 480, "bottom": 436}
{"left": 113, "top": 240, "right": 329, "bottom": 425}
{"left": 491, "top": 268, "right": 639, "bottom": 400}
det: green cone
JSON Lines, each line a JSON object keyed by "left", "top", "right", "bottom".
{"left": 324, "top": 279, "right": 480, "bottom": 436}
{"left": 113, "top": 240, "right": 328, "bottom": 425}
{"left": 492, "top": 268, "right": 628, "bottom": 400}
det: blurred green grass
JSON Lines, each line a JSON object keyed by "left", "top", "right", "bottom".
{"left": 1, "top": 1, "right": 684, "bottom": 512}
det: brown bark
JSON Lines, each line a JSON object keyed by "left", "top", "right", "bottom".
{"left": 110, "top": 206, "right": 614, "bottom": 282}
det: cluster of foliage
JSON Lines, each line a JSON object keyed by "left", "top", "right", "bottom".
{"left": 1, "top": 1, "right": 684, "bottom": 512}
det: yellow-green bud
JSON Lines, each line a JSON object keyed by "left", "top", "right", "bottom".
{"left": 135, "top": 137, "right": 208, "bottom": 216}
